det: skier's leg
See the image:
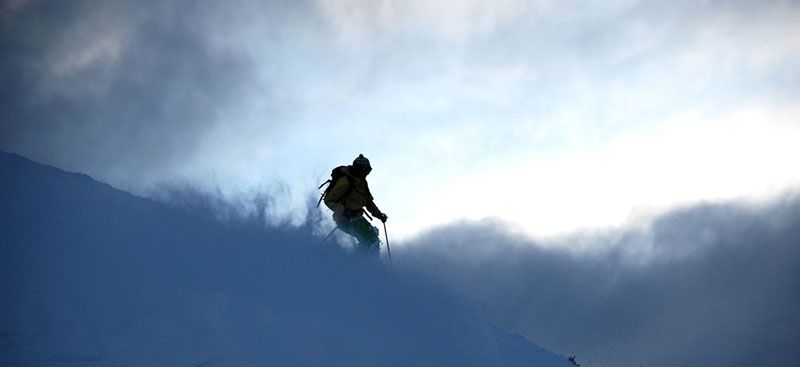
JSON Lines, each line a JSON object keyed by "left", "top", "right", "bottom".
{"left": 334, "top": 216, "right": 357, "bottom": 241}
{"left": 350, "top": 217, "right": 381, "bottom": 254}
{"left": 333, "top": 215, "right": 376, "bottom": 251}
{"left": 333, "top": 214, "right": 380, "bottom": 254}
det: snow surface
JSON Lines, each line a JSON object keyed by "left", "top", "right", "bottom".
{"left": 0, "top": 152, "right": 570, "bottom": 366}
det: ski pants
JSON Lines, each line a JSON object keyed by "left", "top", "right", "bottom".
{"left": 335, "top": 215, "right": 380, "bottom": 253}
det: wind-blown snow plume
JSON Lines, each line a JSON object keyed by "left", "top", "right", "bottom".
{"left": 400, "top": 194, "right": 800, "bottom": 367}
{"left": 0, "top": 152, "right": 569, "bottom": 366}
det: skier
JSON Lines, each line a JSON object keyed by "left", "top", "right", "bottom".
{"left": 321, "top": 154, "right": 388, "bottom": 254}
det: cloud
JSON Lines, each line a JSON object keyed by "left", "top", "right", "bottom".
{"left": 316, "top": 0, "right": 530, "bottom": 45}
{"left": 398, "top": 193, "right": 800, "bottom": 367}
{"left": 2, "top": 0, "right": 799, "bottom": 239}
{"left": 0, "top": 0, "right": 293, "bottom": 185}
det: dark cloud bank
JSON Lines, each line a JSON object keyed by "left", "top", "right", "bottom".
{"left": 399, "top": 195, "right": 800, "bottom": 367}
{"left": 0, "top": 0, "right": 302, "bottom": 183}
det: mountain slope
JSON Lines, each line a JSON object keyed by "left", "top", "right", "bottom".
{"left": 0, "top": 152, "right": 569, "bottom": 367}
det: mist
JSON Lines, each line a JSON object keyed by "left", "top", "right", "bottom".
{"left": 399, "top": 194, "right": 800, "bottom": 366}
{"left": 150, "top": 180, "right": 800, "bottom": 366}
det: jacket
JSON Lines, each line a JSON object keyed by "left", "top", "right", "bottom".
{"left": 323, "top": 166, "right": 382, "bottom": 220}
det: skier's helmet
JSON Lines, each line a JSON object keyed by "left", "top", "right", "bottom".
{"left": 352, "top": 154, "right": 372, "bottom": 176}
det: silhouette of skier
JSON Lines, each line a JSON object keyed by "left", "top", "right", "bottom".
{"left": 321, "top": 154, "right": 388, "bottom": 253}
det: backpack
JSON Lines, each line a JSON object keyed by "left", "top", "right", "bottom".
{"left": 317, "top": 166, "right": 351, "bottom": 207}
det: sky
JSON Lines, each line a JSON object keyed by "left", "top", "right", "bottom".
{"left": 2, "top": 0, "right": 800, "bottom": 240}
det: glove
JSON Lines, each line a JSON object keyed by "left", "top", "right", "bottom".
{"left": 377, "top": 213, "right": 388, "bottom": 223}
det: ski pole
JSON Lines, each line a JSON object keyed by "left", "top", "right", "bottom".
{"left": 383, "top": 222, "right": 392, "bottom": 264}
{"left": 321, "top": 225, "right": 339, "bottom": 245}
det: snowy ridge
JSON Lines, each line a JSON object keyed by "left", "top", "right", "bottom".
{"left": 0, "top": 152, "right": 569, "bottom": 366}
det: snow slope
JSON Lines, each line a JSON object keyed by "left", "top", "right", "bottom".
{"left": 0, "top": 152, "right": 569, "bottom": 367}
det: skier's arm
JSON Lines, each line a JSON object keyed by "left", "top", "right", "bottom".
{"left": 365, "top": 200, "right": 382, "bottom": 218}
